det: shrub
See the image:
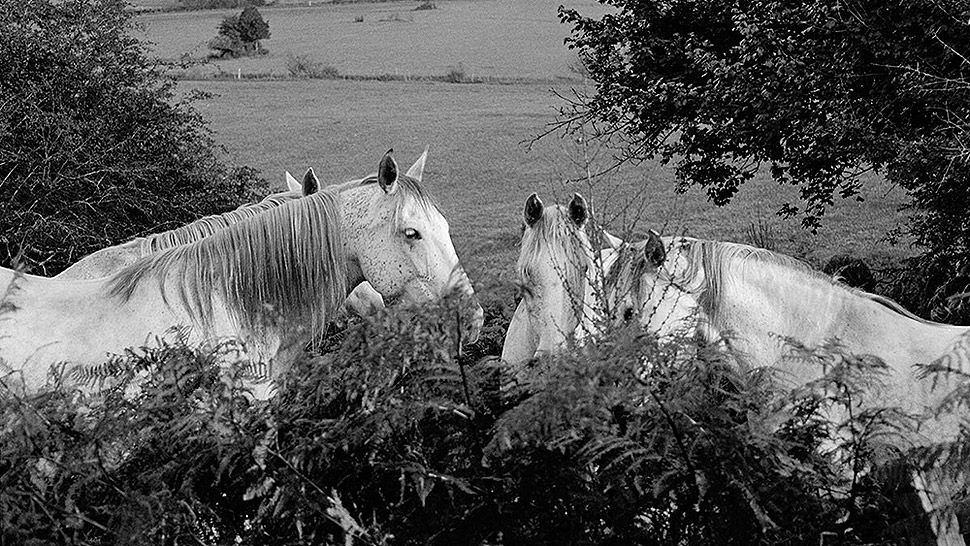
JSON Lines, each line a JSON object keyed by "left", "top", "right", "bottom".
{"left": 284, "top": 53, "right": 340, "bottom": 79}
{"left": 0, "top": 0, "right": 266, "bottom": 274}
{"left": 444, "top": 64, "right": 468, "bottom": 83}
{"left": 378, "top": 12, "right": 412, "bottom": 23}
{"left": 210, "top": 6, "right": 270, "bottom": 58}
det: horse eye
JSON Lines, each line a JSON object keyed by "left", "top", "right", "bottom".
{"left": 623, "top": 308, "right": 635, "bottom": 322}
{"left": 404, "top": 228, "right": 422, "bottom": 240}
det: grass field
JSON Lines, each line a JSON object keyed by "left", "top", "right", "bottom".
{"left": 149, "top": 0, "right": 915, "bottom": 283}
{"left": 187, "top": 79, "right": 912, "bottom": 281}
{"left": 138, "top": 0, "right": 605, "bottom": 81}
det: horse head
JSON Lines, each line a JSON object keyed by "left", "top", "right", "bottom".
{"left": 514, "top": 192, "right": 597, "bottom": 357}
{"left": 607, "top": 232, "right": 699, "bottom": 339}
{"left": 338, "top": 149, "right": 483, "bottom": 343}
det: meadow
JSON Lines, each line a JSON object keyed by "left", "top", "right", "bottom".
{"left": 138, "top": 0, "right": 606, "bottom": 80}
{"left": 139, "top": 0, "right": 915, "bottom": 280}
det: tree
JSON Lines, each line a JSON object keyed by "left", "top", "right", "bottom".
{"left": 559, "top": 1, "right": 970, "bottom": 264}
{"left": 211, "top": 7, "right": 270, "bottom": 58}
{"left": 0, "top": 0, "right": 265, "bottom": 274}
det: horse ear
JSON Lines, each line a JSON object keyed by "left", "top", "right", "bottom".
{"left": 378, "top": 149, "right": 399, "bottom": 194}
{"left": 602, "top": 230, "right": 623, "bottom": 250}
{"left": 524, "top": 193, "right": 543, "bottom": 226}
{"left": 405, "top": 147, "right": 428, "bottom": 182}
{"left": 285, "top": 171, "right": 301, "bottom": 193}
{"left": 644, "top": 230, "right": 666, "bottom": 268}
{"left": 302, "top": 168, "right": 319, "bottom": 196}
{"left": 568, "top": 193, "right": 588, "bottom": 226}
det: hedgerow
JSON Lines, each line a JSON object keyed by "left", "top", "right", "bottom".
{"left": 2, "top": 290, "right": 960, "bottom": 545}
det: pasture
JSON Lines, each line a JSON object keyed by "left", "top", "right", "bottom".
{"left": 138, "top": 0, "right": 607, "bottom": 81}
{"left": 135, "top": 0, "right": 915, "bottom": 279}
{"left": 184, "top": 77, "right": 912, "bottom": 281}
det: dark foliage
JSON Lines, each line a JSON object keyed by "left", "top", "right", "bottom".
{"left": 211, "top": 7, "right": 270, "bottom": 58}
{"left": 179, "top": 0, "right": 263, "bottom": 10}
{"left": 2, "top": 292, "right": 958, "bottom": 545}
{"left": 823, "top": 255, "right": 875, "bottom": 292}
{"left": 0, "top": 0, "right": 266, "bottom": 274}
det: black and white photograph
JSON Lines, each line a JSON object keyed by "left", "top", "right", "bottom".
{"left": 1, "top": 0, "right": 969, "bottom": 544}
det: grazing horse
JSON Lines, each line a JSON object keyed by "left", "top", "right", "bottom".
{"left": 501, "top": 192, "right": 618, "bottom": 367}
{"left": 0, "top": 150, "right": 483, "bottom": 396}
{"left": 608, "top": 235, "right": 970, "bottom": 546}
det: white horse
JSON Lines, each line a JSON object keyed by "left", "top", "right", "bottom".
{"left": 609, "top": 235, "right": 969, "bottom": 546}
{"left": 0, "top": 150, "right": 483, "bottom": 396}
{"left": 57, "top": 160, "right": 386, "bottom": 317}
{"left": 501, "top": 192, "right": 620, "bottom": 368}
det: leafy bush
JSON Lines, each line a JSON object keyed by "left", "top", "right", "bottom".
{"left": 3, "top": 286, "right": 959, "bottom": 545}
{"left": 285, "top": 53, "right": 340, "bottom": 79}
{"left": 210, "top": 6, "right": 270, "bottom": 58}
{"left": 444, "top": 65, "right": 468, "bottom": 83}
{"left": 0, "top": 0, "right": 266, "bottom": 274}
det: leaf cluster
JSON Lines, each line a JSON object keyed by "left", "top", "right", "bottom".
{"left": 212, "top": 7, "right": 270, "bottom": 58}
{"left": 0, "top": 0, "right": 266, "bottom": 274}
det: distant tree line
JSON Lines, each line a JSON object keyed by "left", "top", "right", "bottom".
{"left": 178, "top": 0, "right": 265, "bottom": 11}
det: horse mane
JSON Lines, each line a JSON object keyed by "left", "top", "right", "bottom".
{"left": 138, "top": 190, "right": 301, "bottom": 254}
{"left": 137, "top": 170, "right": 436, "bottom": 255}
{"left": 517, "top": 206, "right": 592, "bottom": 290}
{"left": 108, "top": 190, "right": 348, "bottom": 340}
{"left": 867, "top": 293, "right": 935, "bottom": 324}
{"left": 670, "top": 239, "right": 936, "bottom": 326}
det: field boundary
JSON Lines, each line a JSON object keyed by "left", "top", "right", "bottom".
{"left": 172, "top": 69, "right": 581, "bottom": 86}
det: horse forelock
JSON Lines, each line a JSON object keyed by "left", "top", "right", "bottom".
{"left": 517, "top": 206, "right": 592, "bottom": 296}
{"left": 139, "top": 191, "right": 302, "bottom": 254}
{"left": 109, "top": 190, "right": 348, "bottom": 341}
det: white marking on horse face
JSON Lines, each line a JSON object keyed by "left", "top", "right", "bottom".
{"left": 522, "top": 215, "right": 592, "bottom": 355}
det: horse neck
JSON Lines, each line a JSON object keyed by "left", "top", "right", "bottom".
{"left": 140, "top": 190, "right": 300, "bottom": 254}
{"left": 714, "top": 260, "right": 962, "bottom": 368}
{"left": 110, "top": 192, "right": 349, "bottom": 343}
